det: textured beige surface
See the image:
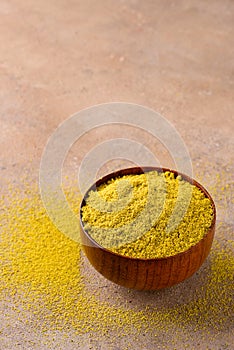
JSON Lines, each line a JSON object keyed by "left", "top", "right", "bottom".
{"left": 0, "top": 0, "right": 233, "bottom": 349}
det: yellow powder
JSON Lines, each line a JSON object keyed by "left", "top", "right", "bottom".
{"left": 81, "top": 171, "right": 214, "bottom": 258}
{"left": 0, "top": 174, "right": 232, "bottom": 349}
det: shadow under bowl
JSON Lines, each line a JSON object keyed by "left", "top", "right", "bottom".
{"left": 79, "top": 167, "right": 216, "bottom": 291}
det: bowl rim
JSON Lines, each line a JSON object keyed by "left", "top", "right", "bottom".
{"left": 79, "top": 166, "right": 216, "bottom": 262}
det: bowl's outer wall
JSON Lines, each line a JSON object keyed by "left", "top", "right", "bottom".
{"left": 80, "top": 222, "right": 215, "bottom": 290}
{"left": 80, "top": 167, "right": 216, "bottom": 290}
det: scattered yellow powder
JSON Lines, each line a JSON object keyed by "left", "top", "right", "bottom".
{"left": 0, "top": 174, "right": 233, "bottom": 349}
{"left": 81, "top": 171, "right": 214, "bottom": 258}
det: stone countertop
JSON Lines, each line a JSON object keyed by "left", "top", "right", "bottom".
{"left": 0, "top": 1, "right": 233, "bottom": 349}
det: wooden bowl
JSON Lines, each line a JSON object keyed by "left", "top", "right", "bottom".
{"left": 79, "top": 167, "right": 216, "bottom": 290}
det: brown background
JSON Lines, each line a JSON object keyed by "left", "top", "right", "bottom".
{"left": 1, "top": 0, "right": 233, "bottom": 349}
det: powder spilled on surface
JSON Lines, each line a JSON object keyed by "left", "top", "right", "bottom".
{"left": 0, "top": 174, "right": 233, "bottom": 349}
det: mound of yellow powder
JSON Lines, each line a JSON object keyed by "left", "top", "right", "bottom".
{"left": 81, "top": 171, "right": 214, "bottom": 258}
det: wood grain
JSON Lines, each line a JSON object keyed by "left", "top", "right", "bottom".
{"left": 79, "top": 167, "right": 216, "bottom": 290}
